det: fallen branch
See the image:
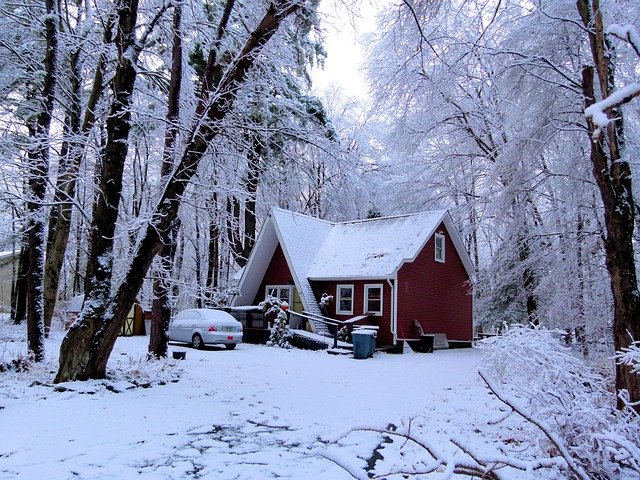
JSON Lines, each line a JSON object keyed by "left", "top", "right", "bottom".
{"left": 479, "top": 369, "right": 591, "bottom": 480}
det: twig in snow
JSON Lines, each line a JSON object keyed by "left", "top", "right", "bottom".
{"left": 479, "top": 369, "right": 591, "bottom": 480}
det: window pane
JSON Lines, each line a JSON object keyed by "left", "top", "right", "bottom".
{"left": 435, "top": 234, "right": 445, "bottom": 262}
{"left": 339, "top": 287, "right": 352, "bottom": 299}
{"left": 338, "top": 286, "right": 353, "bottom": 313}
{"left": 366, "top": 286, "right": 382, "bottom": 313}
{"left": 279, "top": 288, "right": 290, "bottom": 303}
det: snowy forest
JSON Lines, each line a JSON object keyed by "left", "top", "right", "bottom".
{"left": 1, "top": 0, "right": 640, "bottom": 477}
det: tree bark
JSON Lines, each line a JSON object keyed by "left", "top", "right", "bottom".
{"left": 55, "top": 0, "right": 303, "bottom": 382}
{"left": 149, "top": 4, "right": 183, "bottom": 358}
{"left": 25, "top": 0, "right": 58, "bottom": 361}
{"left": 44, "top": 17, "right": 113, "bottom": 332}
{"left": 205, "top": 191, "right": 220, "bottom": 305}
{"left": 578, "top": 0, "right": 640, "bottom": 409}
{"left": 12, "top": 244, "right": 28, "bottom": 324}
{"left": 56, "top": 0, "right": 143, "bottom": 381}
{"left": 226, "top": 133, "right": 262, "bottom": 267}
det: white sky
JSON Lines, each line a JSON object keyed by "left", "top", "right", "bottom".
{"left": 311, "top": 0, "right": 381, "bottom": 100}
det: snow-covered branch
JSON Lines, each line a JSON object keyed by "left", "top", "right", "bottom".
{"left": 584, "top": 82, "right": 640, "bottom": 138}
{"left": 584, "top": 23, "right": 640, "bottom": 139}
{"left": 479, "top": 326, "right": 640, "bottom": 478}
{"left": 607, "top": 24, "right": 640, "bottom": 57}
{"left": 478, "top": 369, "right": 590, "bottom": 480}
{"left": 615, "top": 340, "right": 640, "bottom": 376}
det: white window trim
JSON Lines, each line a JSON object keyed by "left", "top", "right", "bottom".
{"left": 265, "top": 285, "right": 293, "bottom": 305}
{"left": 435, "top": 233, "right": 446, "bottom": 263}
{"left": 336, "top": 284, "right": 354, "bottom": 315}
{"left": 364, "top": 284, "right": 384, "bottom": 316}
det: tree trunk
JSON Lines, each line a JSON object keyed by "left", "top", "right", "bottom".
{"left": 194, "top": 208, "right": 203, "bottom": 308}
{"left": 578, "top": 0, "right": 640, "bottom": 409}
{"left": 44, "top": 17, "right": 113, "bottom": 332}
{"left": 43, "top": 44, "right": 81, "bottom": 334}
{"left": 25, "top": 0, "right": 58, "bottom": 361}
{"left": 149, "top": 4, "right": 182, "bottom": 358}
{"left": 12, "top": 244, "right": 28, "bottom": 324}
{"left": 55, "top": 0, "right": 302, "bottom": 382}
{"left": 205, "top": 192, "right": 220, "bottom": 305}
{"left": 56, "top": 0, "right": 143, "bottom": 381}
{"left": 226, "top": 133, "right": 262, "bottom": 267}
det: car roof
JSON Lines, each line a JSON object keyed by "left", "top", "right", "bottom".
{"left": 178, "top": 308, "right": 239, "bottom": 323}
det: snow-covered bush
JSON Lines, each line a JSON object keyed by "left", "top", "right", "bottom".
{"left": 259, "top": 295, "right": 281, "bottom": 315}
{"left": 0, "top": 353, "right": 33, "bottom": 373}
{"left": 261, "top": 296, "right": 293, "bottom": 349}
{"left": 480, "top": 325, "right": 640, "bottom": 479}
{"left": 111, "top": 354, "right": 184, "bottom": 387}
{"left": 319, "top": 293, "right": 333, "bottom": 309}
{"left": 337, "top": 326, "right": 350, "bottom": 343}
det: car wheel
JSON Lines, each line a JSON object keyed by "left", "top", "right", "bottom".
{"left": 192, "top": 333, "right": 204, "bottom": 350}
{"left": 225, "top": 343, "right": 237, "bottom": 350}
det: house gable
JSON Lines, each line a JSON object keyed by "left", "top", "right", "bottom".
{"left": 252, "top": 243, "right": 295, "bottom": 305}
{"left": 396, "top": 222, "right": 473, "bottom": 342}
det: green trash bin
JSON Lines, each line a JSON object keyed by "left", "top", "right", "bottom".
{"left": 352, "top": 330, "right": 376, "bottom": 359}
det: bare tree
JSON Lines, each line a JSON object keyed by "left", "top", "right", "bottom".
{"left": 577, "top": 0, "right": 640, "bottom": 409}
{"left": 149, "top": 3, "right": 184, "bottom": 358}
{"left": 24, "top": 0, "right": 58, "bottom": 361}
{"left": 55, "top": 0, "right": 305, "bottom": 382}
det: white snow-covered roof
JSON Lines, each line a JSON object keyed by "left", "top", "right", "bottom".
{"left": 270, "top": 210, "right": 333, "bottom": 315}
{"left": 234, "top": 208, "right": 475, "bottom": 313}
{"left": 67, "top": 294, "right": 85, "bottom": 313}
{"left": 307, "top": 210, "right": 447, "bottom": 279}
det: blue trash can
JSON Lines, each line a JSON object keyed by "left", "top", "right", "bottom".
{"left": 352, "top": 330, "right": 376, "bottom": 359}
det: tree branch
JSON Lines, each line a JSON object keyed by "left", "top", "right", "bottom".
{"left": 479, "top": 369, "right": 591, "bottom": 480}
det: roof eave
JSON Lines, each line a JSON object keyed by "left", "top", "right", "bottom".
{"left": 307, "top": 275, "right": 395, "bottom": 282}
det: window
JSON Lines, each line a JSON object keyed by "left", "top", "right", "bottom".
{"left": 336, "top": 285, "right": 354, "bottom": 315}
{"left": 435, "top": 233, "right": 445, "bottom": 263}
{"left": 364, "top": 284, "right": 383, "bottom": 316}
{"left": 266, "top": 285, "right": 293, "bottom": 306}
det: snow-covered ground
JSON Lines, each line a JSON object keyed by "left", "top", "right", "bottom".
{"left": 0, "top": 322, "right": 530, "bottom": 480}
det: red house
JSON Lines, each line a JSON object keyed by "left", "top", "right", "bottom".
{"left": 233, "top": 208, "right": 475, "bottom": 348}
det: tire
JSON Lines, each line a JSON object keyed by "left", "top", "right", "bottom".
{"left": 225, "top": 343, "right": 237, "bottom": 350}
{"left": 192, "top": 333, "right": 204, "bottom": 350}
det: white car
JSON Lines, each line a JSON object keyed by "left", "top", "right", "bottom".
{"left": 169, "top": 308, "right": 243, "bottom": 350}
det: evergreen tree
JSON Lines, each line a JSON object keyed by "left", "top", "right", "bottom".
{"left": 267, "top": 308, "right": 293, "bottom": 349}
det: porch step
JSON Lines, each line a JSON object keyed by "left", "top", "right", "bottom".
{"left": 327, "top": 347, "right": 353, "bottom": 356}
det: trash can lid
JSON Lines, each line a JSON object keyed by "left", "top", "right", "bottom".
{"left": 352, "top": 330, "right": 376, "bottom": 336}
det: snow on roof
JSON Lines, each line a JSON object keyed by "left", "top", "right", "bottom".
{"left": 234, "top": 208, "right": 473, "bottom": 312}
{"left": 307, "top": 210, "right": 447, "bottom": 279}
{"left": 271, "top": 210, "right": 333, "bottom": 315}
{"left": 270, "top": 208, "right": 450, "bottom": 282}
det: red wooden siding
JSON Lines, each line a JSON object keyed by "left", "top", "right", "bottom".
{"left": 252, "top": 244, "right": 295, "bottom": 305}
{"left": 397, "top": 222, "right": 473, "bottom": 342}
{"left": 313, "top": 280, "right": 394, "bottom": 346}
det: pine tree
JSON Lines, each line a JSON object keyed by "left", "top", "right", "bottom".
{"left": 267, "top": 308, "right": 293, "bottom": 349}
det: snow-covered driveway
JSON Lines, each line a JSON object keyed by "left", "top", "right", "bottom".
{"left": 0, "top": 333, "right": 488, "bottom": 479}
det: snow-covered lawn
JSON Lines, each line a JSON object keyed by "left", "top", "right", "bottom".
{"left": 0, "top": 323, "right": 524, "bottom": 479}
